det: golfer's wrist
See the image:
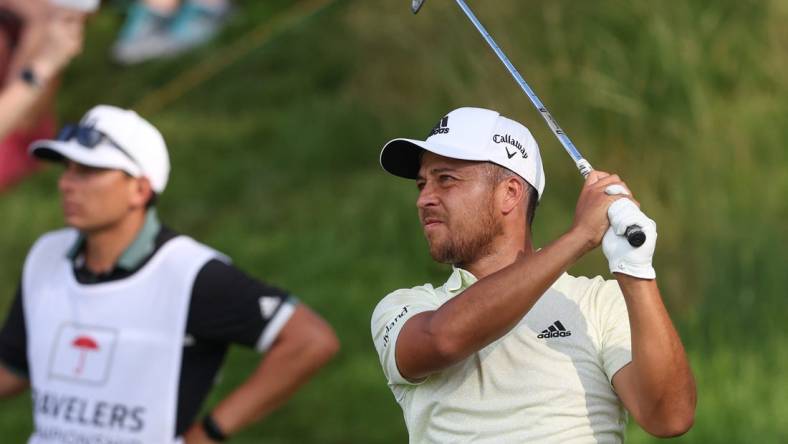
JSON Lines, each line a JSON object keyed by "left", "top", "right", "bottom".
{"left": 565, "top": 225, "right": 598, "bottom": 256}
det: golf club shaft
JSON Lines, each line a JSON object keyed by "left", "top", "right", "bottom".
{"left": 453, "top": 0, "right": 645, "bottom": 247}
{"left": 454, "top": 0, "right": 589, "bottom": 176}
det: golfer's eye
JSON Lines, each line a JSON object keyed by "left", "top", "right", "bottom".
{"left": 439, "top": 174, "right": 456, "bottom": 184}
{"left": 416, "top": 180, "right": 426, "bottom": 191}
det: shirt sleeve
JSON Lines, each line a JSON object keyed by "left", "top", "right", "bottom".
{"left": 0, "top": 284, "right": 29, "bottom": 377}
{"left": 188, "top": 259, "right": 296, "bottom": 352}
{"left": 596, "top": 279, "right": 632, "bottom": 384}
{"left": 371, "top": 287, "right": 437, "bottom": 389}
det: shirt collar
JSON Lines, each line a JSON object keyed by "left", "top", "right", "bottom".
{"left": 445, "top": 266, "right": 478, "bottom": 293}
{"left": 66, "top": 209, "right": 162, "bottom": 271}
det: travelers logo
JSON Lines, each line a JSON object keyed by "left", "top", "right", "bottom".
{"left": 49, "top": 323, "right": 118, "bottom": 385}
{"left": 493, "top": 134, "right": 528, "bottom": 159}
{"left": 71, "top": 336, "right": 99, "bottom": 376}
{"left": 429, "top": 116, "right": 450, "bottom": 136}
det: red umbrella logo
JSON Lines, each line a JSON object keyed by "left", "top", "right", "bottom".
{"left": 71, "top": 336, "right": 99, "bottom": 375}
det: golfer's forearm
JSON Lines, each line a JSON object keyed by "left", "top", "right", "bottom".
{"left": 617, "top": 276, "right": 696, "bottom": 434}
{"left": 428, "top": 229, "right": 590, "bottom": 359}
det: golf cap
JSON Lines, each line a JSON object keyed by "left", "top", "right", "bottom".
{"left": 30, "top": 105, "right": 170, "bottom": 193}
{"left": 380, "top": 107, "right": 545, "bottom": 200}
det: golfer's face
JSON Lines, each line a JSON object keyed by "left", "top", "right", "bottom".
{"left": 58, "top": 161, "right": 139, "bottom": 232}
{"left": 416, "top": 152, "right": 498, "bottom": 264}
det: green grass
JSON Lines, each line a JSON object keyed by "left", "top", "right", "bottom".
{"left": 1, "top": 0, "right": 787, "bottom": 441}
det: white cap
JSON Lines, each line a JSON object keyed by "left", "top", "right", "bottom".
{"left": 380, "top": 107, "right": 546, "bottom": 200}
{"left": 49, "top": 0, "right": 100, "bottom": 12}
{"left": 30, "top": 105, "right": 171, "bottom": 193}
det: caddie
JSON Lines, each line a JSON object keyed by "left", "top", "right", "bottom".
{"left": 0, "top": 104, "right": 339, "bottom": 443}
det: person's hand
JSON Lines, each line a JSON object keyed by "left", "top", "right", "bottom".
{"left": 603, "top": 199, "right": 657, "bottom": 279}
{"left": 570, "top": 170, "right": 636, "bottom": 252}
{"left": 182, "top": 423, "right": 220, "bottom": 444}
{"left": 29, "top": 8, "right": 84, "bottom": 82}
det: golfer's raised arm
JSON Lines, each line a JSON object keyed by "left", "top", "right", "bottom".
{"left": 611, "top": 277, "right": 696, "bottom": 437}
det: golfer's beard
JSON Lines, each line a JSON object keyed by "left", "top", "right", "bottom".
{"left": 428, "top": 204, "right": 502, "bottom": 267}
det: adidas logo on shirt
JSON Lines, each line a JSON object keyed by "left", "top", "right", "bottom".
{"left": 537, "top": 320, "right": 572, "bottom": 339}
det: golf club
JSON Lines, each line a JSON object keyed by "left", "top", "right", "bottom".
{"left": 411, "top": 0, "right": 645, "bottom": 248}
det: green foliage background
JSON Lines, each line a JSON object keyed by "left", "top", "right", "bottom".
{"left": 1, "top": 0, "right": 786, "bottom": 441}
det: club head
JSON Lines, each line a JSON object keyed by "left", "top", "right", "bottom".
{"left": 411, "top": 0, "right": 426, "bottom": 14}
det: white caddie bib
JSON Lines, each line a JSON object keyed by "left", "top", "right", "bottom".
{"left": 21, "top": 229, "right": 221, "bottom": 444}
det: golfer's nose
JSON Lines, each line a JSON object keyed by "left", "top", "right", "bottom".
{"left": 417, "top": 182, "right": 439, "bottom": 209}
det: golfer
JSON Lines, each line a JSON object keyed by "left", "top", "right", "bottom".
{"left": 0, "top": 105, "right": 339, "bottom": 443}
{"left": 371, "top": 107, "right": 696, "bottom": 443}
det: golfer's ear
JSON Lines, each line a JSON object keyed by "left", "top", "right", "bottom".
{"left": 499, "top": 177, "right": 524, "bottom": 215}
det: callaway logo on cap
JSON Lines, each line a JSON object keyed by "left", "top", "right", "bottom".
{"left": 380, "top": 107, "right": 545, "bottom": 199}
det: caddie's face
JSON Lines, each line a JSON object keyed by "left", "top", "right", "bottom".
{"left": 58, "top": 161, "right": 143, "bottom": 232}
{"left": 416, "top": 152, "right": 502, "bottom": 266}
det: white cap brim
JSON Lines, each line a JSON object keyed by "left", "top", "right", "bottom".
{"left": 380, "top": 138, "right": 490, "bottom": 179}
{"left": 29, "top": 139, "right": 143, "bottom": 177}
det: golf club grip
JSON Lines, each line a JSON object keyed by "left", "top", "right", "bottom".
{"left": 583, "top": 165, "right": 645, "bottom": 248}
{"left": 625, "top": 225, "right": 646, "bottom": 247}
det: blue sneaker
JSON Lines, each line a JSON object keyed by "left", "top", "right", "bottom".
{"left": 112, "top": 2, "right": 174, "bottom": 64}
{"left": 163, "top": 0, "right": 231, "bottom": 56}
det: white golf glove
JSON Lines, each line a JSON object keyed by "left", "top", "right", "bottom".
{"left": 602, "top": 198, "right": 657, "bottom": 279}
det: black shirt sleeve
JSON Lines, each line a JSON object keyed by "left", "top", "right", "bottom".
{"left": 0, "top": 284, "right": 28, "bottom": 377}
{"left": 186, "top": 259, "right": 293, "bottom": 349}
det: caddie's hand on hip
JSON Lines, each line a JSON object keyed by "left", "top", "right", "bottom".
{"left": 571, "top": 170, "right": 634, "bottom": 251}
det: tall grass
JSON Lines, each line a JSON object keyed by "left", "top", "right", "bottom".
{"left": 1, "top": 0, "right": 786, "bottom": 441}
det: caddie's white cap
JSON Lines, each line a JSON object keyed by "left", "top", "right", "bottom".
{"left": 30, "top": 105, "right": 170, "bottom": 193}
{"left": 49, "top": 0, "right": 100, "bottom": 12}
{"left": 380, "top": 107, "right": 546, "bottom": 199}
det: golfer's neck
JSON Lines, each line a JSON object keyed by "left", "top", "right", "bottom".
{"left": 83, "top": 211, "right": 147, "bottom": 274}
{"left": 464, "top": 235, "right": 533, "bottom": 280}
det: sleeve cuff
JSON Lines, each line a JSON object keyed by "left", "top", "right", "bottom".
{"left": 383, "top": 306, "right": 433, "bottom": 387}
{"left": 607, "top": 355, "right": 633, "bottom": 385}
{"left": 254, "top": 299, "right": 297, "bottom": 352}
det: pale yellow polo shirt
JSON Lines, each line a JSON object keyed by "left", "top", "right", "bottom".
{"left": 371, "top": 267, "right": 632, "bottom": 443}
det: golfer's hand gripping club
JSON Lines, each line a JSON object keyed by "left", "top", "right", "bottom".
{"left": 603, "top": 199, "right": 657, "bottom": 279}
{"left": 412, "top": 0, "right": 645, "bottom": 247}
{"left": 601, "top": 183, "right": 645, "bottom": 247}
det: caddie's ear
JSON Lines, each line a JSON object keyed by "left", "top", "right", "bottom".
{"left": 129, "top": 176, "right": 153, "bottom": 210}
{"left": 498, "top": 176, "right": 525, "bottom": 216}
